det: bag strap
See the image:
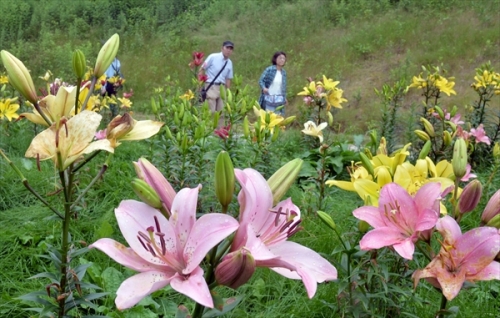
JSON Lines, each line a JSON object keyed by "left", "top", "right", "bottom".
{"left": 206, "top": 60, "right": 228, "bottom": 91}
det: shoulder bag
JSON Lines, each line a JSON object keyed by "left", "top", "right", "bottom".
{"left": 199, "top": 61, "right": 228, "bottom": 102}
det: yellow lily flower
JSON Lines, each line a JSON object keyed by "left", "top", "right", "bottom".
{"left": 301, "top": 121, "right": 327, "bottom": 142}
{"left": 408, "top": 74, "right": 427, "bottom": 89}
{"left": 318, "top": 75, "right": 340, "bottom": 91}
{"left": 180, "top": 89, "right": 195, "bottom": 100}
{"left": 118, "top": 97, "right": 132, "bottom": 108}
{"left": 105, "top": 113, "right": 164, "bottom": 148}
{"left": 0, "top": 98, "right": 20, "bottom": 121}
{"left": 20, "top": 86, "right": 76, "bottom": 126}
{"left": 325, "top": 88, "right": 347, "bottom": 110}
{"left": 253, "top": 106, "right": 284, "bottom": 131}
{"left": 327, "top": 140, "right": 457, "bottom": 208}
{"left": 297, "top": 81, "right": 317, "bottom": 96}
{"left": 435, "top": 76, "right": 456, "bottom": 96}
{"left": 0, "top": 74, "right": 9, "bottom": 84}
{"left": 25, "top": 111, "right": 114, "bottom": 170}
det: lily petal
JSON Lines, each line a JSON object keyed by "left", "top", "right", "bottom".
{"left": 269, "top": 241, "right": 338, "bottom": 298}
{"left": 170, "top": 266, "right": 213, "bottom": 308}
{"left": 353, "top": 206, "right": 386, "bottom": 228}
{"left": 119, "top": 120, "right": 164, "bottom": 141}
{"left": 183, "top": 213, "right": 239, "bottom": 273}
{"left": 115, "top": 270, "right": 173, "bottom": 310}
{"left": 90, "top": 238, "right": 165, "bottom": 272}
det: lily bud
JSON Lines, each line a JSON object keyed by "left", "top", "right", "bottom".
{"left": 215, "top": 249, "right": 256, "bottom": 289}
{"left": 493, "top": 142, "right": 500, "bottom": 159}
{"left": 434, "top": 105, "right": 445, "bottom": 119}
{"left": 131, "top": 178, "right": 162, "bottom": 209}
{"left": 317, "top": 211, "right": 336, "bottom": 231}
{"left": 327, "top": 111, "right": 334, "bottom": 126}
{"left": 243, "top": 116, "right": 250, "bottom": 138}
{"left": 72, "top": 49, "right": 86, "bottom": 80}
{"left": 486, "top": 214, "right": 500, "bottom": 229}
{"left": 214, "top": 151, "right": 235, "bottom": 211}
{"left": 369, "top": 130, "right": 377, "bottom": 145}
{"left": 1, "top": 50, "right": 38, "bottom": 104}
{"left": 359, "top": 152, "right": 375, "bottom": 178}
{"left": 481, "top": 189, "right": 500, "bottom": 225}
{"left": 134, "top": 157, "right": 176, "bottom": 215}
{"left": 151, "top": 97, "right": 158, "bottom": 114}
{"left": 450, "top": 105, "right": 458, "bottom": 117}
{"left": 358, "top": 220, "right": 370, "bottom": 233}
{"left": 280, "top": 115, "right": 296, "bottom": 127}
{"left": 452, "top": 138, "right": 468, "bottom": 179}
{"left": 93, "top": 34, "right": 120, "bottom": 77}
{"left": 458, "top": 180, "right": 482, "bottom": 214}
{"left": 418, "top": 140, "right": 432, "bottom": 159}
{"left": 420, "top": 118, "right": 435, "bottom": 137}
{"left": 414, "top": 129, "right": 430, "bottom": 141}
{"left": 267, "top": 158, "right": 303, "bottom": 205}
{"left": 443, "top": 130, "right": 452, "bottom": 147}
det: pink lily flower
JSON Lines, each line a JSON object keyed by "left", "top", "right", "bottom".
{"left": 90, "top": 186, "right": 239, "bottom": 310}
{"left": 413, "top": 216, "right": 500, "bottom": 300}
{"left": 226, "top": 168, "right": 337, "bottom": 298}
{"left": 455, "top": 125, "right": 470, "bottom": 141}
{"left": 353, "top": 182, "right": 441, "bottom": 260}
{"left": 460, "top": 163, "right": 477, "bottom": 182}
{"left": 470, "top": 124, "right": 491, "bottom": 145}
{"left": 449, "top": 113, "right": 464, "bottom": 125}
{"left": 94, "top": 129, "right": 107, "bottom": 140}
{"left": 134, "top": 158, "right": 176, "bottom": 215}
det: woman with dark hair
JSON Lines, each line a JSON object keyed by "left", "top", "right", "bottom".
{"left": 258, "top": 51, "right": 287, "bottom": 115}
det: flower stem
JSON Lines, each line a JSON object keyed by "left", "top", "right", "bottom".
{"left": 81, "top": 77, "right": 97, "bottom": 112}
{"left": 73, "top": 150, "right": 102, "bottom": 173}
{"left": 0, "top": 149, "right": 63, "bottom": 218}
{"left": 74, "top": 79, "right": 82, "bottom": 115}
{"left": 70, "top": 164, "right": 108, "bottom": 210}
{"left": 437, "top": 294, "right": 448, "bottom": 318}
{"left": 57, "top": 166, "right": 75, "bottom": 318}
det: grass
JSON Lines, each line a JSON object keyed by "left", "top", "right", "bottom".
{"left": 1, "top": 128, "right": 499, "bottom": 317}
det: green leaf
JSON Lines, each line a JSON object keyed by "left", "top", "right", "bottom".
{"left": 101, "top": 267, "right": 124, "bottom": 296}
{"left": 175, "top": 305, "right": 191, "bottom": 318}
{"left": 157, "top": 299, "right": 179, "bottom": 316}
{"left": 122, "top": 306, "right": 158, "bottom": 318}
{"left": 21, "top": 158, "right": 33, "bottom": 170}
{"left": 202, "top": 295, "right": 244, "bottom": 317}
{"left": 96, "top": 220, "right": 114, "bottom": 239}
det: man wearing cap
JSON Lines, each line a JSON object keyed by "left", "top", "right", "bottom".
{"left": 200, "top": 41, "right": 234, "bottom": 126}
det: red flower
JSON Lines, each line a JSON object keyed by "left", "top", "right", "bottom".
{"left": 193, "top": 51, "right": 204, "bottom": 60}
{"left": 123, "top": 89, "right": 134, "bottom": 99}
{"left": 198, "top": 74, "right": 208, "bottom": 82}
{"left": 214, "top": 124, "right": 231, "bottom": 139}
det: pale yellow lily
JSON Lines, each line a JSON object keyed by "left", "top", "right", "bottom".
{"left": 25, "top": 111, "right": 114, "bottom": 170}
{"left": 21, "top": 86, "right": 76, "bottom": 126}
{"left": 301, "top": 121, "right": 328, "bottom": 143}
{"left": 105, "top": 113, "right": 164, "bottom": 148}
